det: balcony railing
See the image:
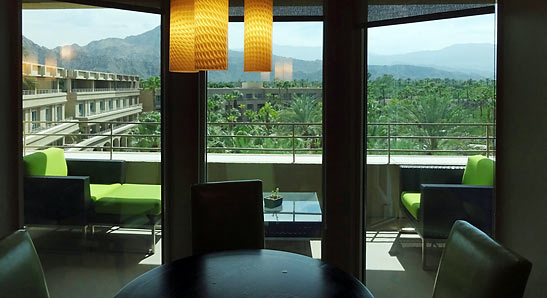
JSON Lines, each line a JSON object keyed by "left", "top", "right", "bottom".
{"left": 71, "top": 88, "right": 138, "bottom": 93}
{"left": 22, "top": 120, "right": 495, "bottom": 163}
{"left": 367, "top": 122, "right": 496, "bottom": 162}
{"left": 23, "top": 89, "right": 63, "bottom": 96}
{"left": 23, "top": 120, "right": 160, "bottom": 160}
{"left": 208, "top": 122, "right": 495, "bottom": 163}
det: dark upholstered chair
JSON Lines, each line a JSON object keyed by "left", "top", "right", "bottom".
{"left": 399, "top": 155, "right": 494, "bottom": 269}
{"left": 191, "top": 180, "right": 265, "bottom": 255}
{"left": 0, "top": 230, "right": 50, "bottom": 298}
{"left": 433, "top": 220, "right": 532, "bottom": 298}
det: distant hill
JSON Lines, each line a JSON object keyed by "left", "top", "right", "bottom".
{"left": 368, "top": 64, "right": 485, "bottom": 80}
{"left": 368, "top": 43, "right": 496, "bottom": 78}
{"left": 23, "top": 26, "right": 493, "bottom": 81}
{"left": 23, "top": 26, "right": 160, "bottom": 78}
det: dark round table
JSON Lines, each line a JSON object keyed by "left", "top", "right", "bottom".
{"left": 116, "top": 249, "right": 374, "bottom": 298}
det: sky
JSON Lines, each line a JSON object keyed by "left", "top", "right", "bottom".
{"left": 23, "top": 8, "right": 495, "bottom": 57}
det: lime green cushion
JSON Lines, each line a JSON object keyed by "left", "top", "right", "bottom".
{"left": 23, "top": 148, "right": 67, "bottom": 176}
{"left": 93, "top": 184, "right": 161, "bottom": 216}
{"left": 462, "top": 155, "right": 494, "bottom": 186}
{"left": 401, "top": 192, "right": 421, "bottom": 220}
{"left": 90, "top": 184, "right": 122, "bottom": 201}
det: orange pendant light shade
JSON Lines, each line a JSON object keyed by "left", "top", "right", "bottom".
{"left": 244, "top": 0, "right": 273, "bottom": 72}
{"left": 169, "top": 0, "right": 197, "bottom": 72}
{"left": 195, "top": 0, "right": 229, "bottom": 70}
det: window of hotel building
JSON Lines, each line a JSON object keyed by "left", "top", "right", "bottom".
{"left": 31, "top": 110, "right": 38, "bottom": 130}
{"left": 20, "top": 3, "right": 159, "bottom": 297}
{"left": 56, "top": 106, "right": 62, "bottom": 121}
{"left": 45, "top": 107, "right": 52, "bottom": 127}
{"left": 78, "top": 103, "right": 84, "bottom": 116}
{"left": 207, "top": 21, "right": 324, "bottom": 257}
{"left": 89, "top": 101, "right": 96, "bottom": 114}
{"left": 155, "top": 95, "right": 160, "bottom": 108}
{"left": 364, "top": 8, "right": 496, "bottom": 293}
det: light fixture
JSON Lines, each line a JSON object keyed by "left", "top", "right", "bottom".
{"left": 194, "top": 0, "right": 229, "bottom": 70}
{"left": 244, "top": 0, "right": 273, "bottom": 72}
{"left": 169, "top": 0, "right": 197, "bottom": 72}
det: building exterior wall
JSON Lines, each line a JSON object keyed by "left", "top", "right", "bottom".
{"left": 22, "top": 62, "right": 142, "bottom": 150}
{"left": 208, "top": 84, "right": 322, "bottom": 111}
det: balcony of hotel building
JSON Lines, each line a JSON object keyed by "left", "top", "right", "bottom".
{"left": 23, "top": 62, "right": 80, "bottom": 149}
{"left": 23, "top": 62, "right": 143, "bottom": 152}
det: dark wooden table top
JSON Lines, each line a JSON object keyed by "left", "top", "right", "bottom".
{"left": 116, "top": 249, "right": 374, "bottom": 298}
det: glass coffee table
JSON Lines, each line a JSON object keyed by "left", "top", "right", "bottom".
{"left": 263, "top": 192, "right": 322, "bottom": 238}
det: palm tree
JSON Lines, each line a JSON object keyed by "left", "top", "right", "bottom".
{"left": 279, "top": 94, "right": 322, "bottom": 138}
{"left": 390, "top": 93, "right": 463, "bottom": 153}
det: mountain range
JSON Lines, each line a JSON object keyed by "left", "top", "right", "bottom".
{"left": 23, "top": 25, "right": 495, "bottom": 81}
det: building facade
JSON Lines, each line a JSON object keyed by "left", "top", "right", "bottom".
{"left": 23, "top": 62, "right": 142, "bottom": 151}
{"left": 208, "top": 82, "right": 322, "bottom": 111}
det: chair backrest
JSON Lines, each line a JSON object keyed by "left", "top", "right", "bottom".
{"left": 433, "top": 220, "right": 531, "bottom": 298}
{"left": 23, "top": 148, "right": 67, "bottom": 176}
{"left": 461, "top": 155, "right": 494, "bottom": 186}
{"left": 191, "top": 180, "right": 265, "bottom": 255}
{"left": 0, "top": 230, "right": 50, "bottom": 298}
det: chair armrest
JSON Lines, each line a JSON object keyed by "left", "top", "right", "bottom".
{"left": 24, "top": 176, "right": 92, "bottom": 226}
{"left": 66, "top": 159, "right": 126, "bottom": 184}
{"left": 419, "top": 184, "right": 493, "bottom": 239}
{"left": 400, "top": 166, "right": 465, "bottom": 192}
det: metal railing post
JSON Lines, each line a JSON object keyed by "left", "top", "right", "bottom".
{"left": 292, "top": 124, "right": 296, "bottom": 164}
{"left": 110, "top": 122, "right": 114, "bottom": 160}
{"left": 485, "top": 124, "right": 490, "bottom": 158}
{"left": 387, "top": 124, "right": 391, "bottom": 164}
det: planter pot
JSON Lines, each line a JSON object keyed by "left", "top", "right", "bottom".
{"left": 264, "top": 196, "right": 283, "bottom": 208}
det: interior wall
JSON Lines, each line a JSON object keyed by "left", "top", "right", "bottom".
{"left": 496, "top": 1, "right": 547, "bottom": 296}
{"left": 0, "top": 0, "right": 22, "bottom": 238}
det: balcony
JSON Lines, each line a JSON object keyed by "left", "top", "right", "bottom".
{"left": 23, "top": 120, "right": 494, "bottom": 224}
{"left": 23, "top": 120, "right": 495, "bottom": 298}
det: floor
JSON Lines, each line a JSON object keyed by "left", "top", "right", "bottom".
{"left": 365, "top": 230, "right": 441, "bottom": 298}
{"left": 30, "top": 222, "right": 441, "bottom": 298}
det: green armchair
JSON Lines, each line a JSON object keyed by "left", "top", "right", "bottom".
{"left": 23, "top": 148, "right": 161, "bottom": 253}
{"left": 399, "top": 155, "right": 494, "bottom": 269}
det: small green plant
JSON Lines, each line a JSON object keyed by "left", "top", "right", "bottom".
{"left": 269, "top": 187, "right": 281, "bottom": 199}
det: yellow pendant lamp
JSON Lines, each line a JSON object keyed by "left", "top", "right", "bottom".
{"left": 195, "top": 0, "right": 229, "bottom": 70}
{"left": 169, "top": 0, "right": 272, "bottom": 73}
{"left": 169, "top": 0, "right": 197, "bottom": 72}
{"left": 244, "top": 0, "right": 273, "bottom": 72}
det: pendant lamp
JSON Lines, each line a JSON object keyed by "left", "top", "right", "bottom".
{"left": 169, "top": 0, "right": 197, "bottom": 72}
{"left": 195, "top": 0, "right": 229, "bottom": 70}
{"left": 244, "top": 0, "right": 273, "bottom": 72}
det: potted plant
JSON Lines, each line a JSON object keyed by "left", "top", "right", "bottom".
{"left": 264, "top": 187, "right": 283, "bottom": 208}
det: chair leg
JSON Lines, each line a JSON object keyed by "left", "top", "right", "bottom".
{"left": 150, "top": 224, "right": 156, "bottom": 255}
{"left": 389, "top": 231, "right": 402, "bottom": 256}
{"left": 83, "top": 225, "right": 88, "bottom": 240}
{"left": 422, "top": 238, "right": 427, "bottom": 269}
